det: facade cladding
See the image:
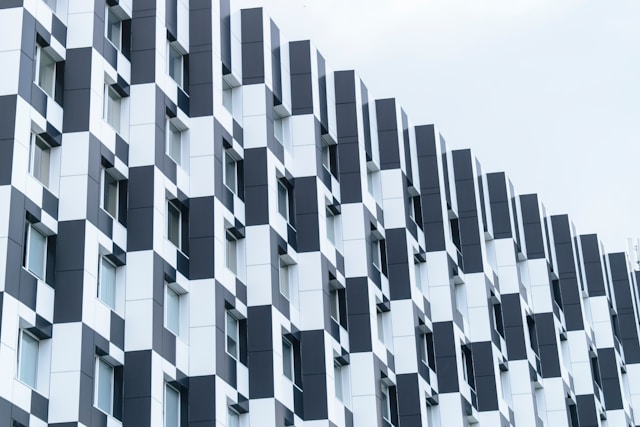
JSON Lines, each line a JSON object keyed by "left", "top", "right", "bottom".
{"left": 2, "top": 1, "right": 640, "bottom": 427}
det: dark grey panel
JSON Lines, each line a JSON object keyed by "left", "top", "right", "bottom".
{"left": 241, "top": 41, "right": 265, "bottom": 85}
{"left": 290, "top": 73, "right": 313, "bottom": 115}
{"left": 241, "top": 7, "right": 263, "bottom": 43}
{"left": 189, "top": 376, "right": 216, "bottom": 422}
{"left": 289, "top": 40, "right": 311, "bottom": 75}
{"left": 302, "top": 374, "right": 328, "bottom": 420}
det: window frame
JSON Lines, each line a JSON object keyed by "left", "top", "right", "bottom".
{"left": 24, "top": 223, "right": 47, "bottom": 281}
{"left": 277, "top": 180, "right": 289, "bottom": 221}
{"left": 279, "top": 260, "right": 290, "bottom": 300}
{"left": 329, "top": 288, "right": 340, "bottom": 323}
{"left": 334, "top": 361, "right": 344, "bottom": 402}
{"left": 94, "top": 357, "right": 115, "bottom": 416}
{"left": 17, "top": 329, "right": 39, "bottom": 389}
{"left": 101, "top": 168, "right": 119, "bottom": 219}
{"left": 377, "top": 309, "right": 385, "bottom": 344}
{"left": 164, "top": 383, "right": 180, "bottom": 427}
{"left": 167, "top": 200, "right": 182, "bottom": 249}
{"left": 282, "top": 337, "right": 294, "bottom": 381}
{"left": 223, "top": 150, "right": 238, "bottom": 194}
{"left": 371, "top": 238, "right": 381, "bottom": 271}
{"left": 222, "top": 80, "right": 233, "bottom": 112}
{"left": 326, "top": 211, "right": 336, "bottom": 245}
{"left": 35, "top": 44, "right": 56, "bottom": 98}
{"left": 103, "top": 83, "right": 122, "bottom": 132}
{"left": 167, "top": 41, "right": 184, "bottom": 87}
{"left": 225, "top": 311, "right": 239, "bottom": 360}
{"left": 225, "top": 232, "right": 238, "bottom": 274}
{"left": 227, "top": 407, "right": 240, "bottom": 427}
{"left": 381, "top": 383, "right": 391, "bottom": 422}
{"left": 105, "top": 5, "right": 122, "bottom": 50}
{"left": 98, "top": 255, "right": 117, "bottom": 310}
{"left": 165, "top": 283, "right": 181, "bottom": 336}
{"left": 28, "top": 132, "right": 51, "bottom": 187}
{"left": 166, "top": 119, "right": 183, "bottom": 166}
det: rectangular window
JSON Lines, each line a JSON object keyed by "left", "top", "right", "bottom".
{"left": 377, "top": 309, "right": 385, "bottom": 344}
{"left": 226, "top": 312, "right": 238, "bottom": 359}
{"left": 330, "top": 289, "right": 340, "bottom": 323}
{"left": 277, "top": 181, "right": 289, "bottom": 220}
{"left": 166, "top": 120, "right": 182, "bottom": 166}
{"left": 18, "top": 330, "right": 39, "bottom": 389}
{"left": 165, "top": 284, "right": 180, "bottom": 335}
{"left": 98, "top": 256, "right": 117, "bottom": 310}
{"left": 168, "top": 42, "right": 184, "bottom": 87}
{"left": 167, "top": 201, "right": 181, "bottom": 248}
{"left": 35, "top": 45, "right": 56, "bottom": 98}
{"left": 106, "top": 7, "right": 122, "bottom": 49}
{"left": 102, "top": 170, "right": 119, "bottom": 218}
{"left": 282, "top": 338, "right": 294, "bottom": 381}
{"left": 493, "top": 303, "right": 505, "bottom": 337}
{"left": 279, "top": 260, "right": 290, "bottom": 299}
{"left": 326, "top": 213, "right": 335, "bottom": 244}
{"left": 381, "top": 383, "right": 391, "bottom": 422}
{"left": 224, "top": 151, "right": 237, "bottom": 194}
{"left": 103, "top": 84, "right": 121, "bottom": 132}
{"left": 25, "top": 224, "right": 47, "bottom": 280}
{"left": 274, "top": 118, "right": 284, "bottom": 145}
{"left": 164, "top": 383, "right": 180, "bottom": 427}
{"left": 225, "top": 233, "right": 237, "bottom": 274}
{"left": 28, "top": 133, "right": 51, "bottom": 187}
{"left": 371, "top": 239, "right": 381, "bottom": 270}
{"left": 95, "top": 358, "right": 114, "bottom": 415}
{"left": 334, "top": 362, "right": 343, "bottom": 401}
{"left": 222, "top": 80, "right": 233, "bottom": 112}
{"left": 228, "top": 408, "right": 240, "bottom": 427}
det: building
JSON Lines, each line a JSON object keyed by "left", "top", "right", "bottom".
{"left": 1, "top": 1, "right": 640, "bottom": 426}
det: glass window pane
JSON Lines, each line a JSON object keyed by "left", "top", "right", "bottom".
{"left": 106, "top": 86, "right": 121, "bottom": 132}
{"left": 31, "top": 135, "right": 50, "bottom": 187}
{"left": 377, "top": 312, "right": 385, "bottom": 343}
{"left": 334, "top": 364, "right": 343, "bottom": 401}
{"left": 100, "top": 257, "right": 116, "bottom": 309}
{"left": 28, "top": 226, "right": 46, "bottom": 280}
{"left": 274, "top": 118, "right": 283, "bottom": 144}
{"left": 326, "top": 214, "right": 335, "bottom": 244}
{"left": 168, "top": 122, "right": 181, "bottom": 165}
{"left": 166, "top": 286, "right": 180, "bottom": 335}
{"left": 165, "top": 384, "right": 179, "bottom": 427}
{"left": 224, "top": 152, "right": 236, "bottom": 193}
{"left": 222, "top": 81, "right": 232, "bottom": 111}
{"left": 19, "top": 331, "right": 38, "bottom": 388}
{"left": 279, "top": 263, "right": 289, "bottom": 299}
{"left": 381, "top": 385, "right": 390, "bottom": 420}
{"left": 107, "top": 9, "right": 121, "bottom": 49}
{"left": 169, "top": 45, "right": 182, "bottom": 85}
{"left": 226, "top": 312, "right": 238, "bottom": 358}
{"left": 38, "top": 49, "right": 55, "bottom": 97}
{"left": 330, "top": 290, "right": 339, "bottom": 321}
{"left": 103, "top": 172, "right": 118, "bottom": 217}
{"left": 282, "top": 339, "right": 293, "bottom": 380}
{"left": 168, "top": 202, "right": 181, "bottom": 247}
{"left": 96, "top": 358, "right": 113, "bottom": 414}
{"left": 371, "top": 240, "right": 380, "bottom": 269}
{"left": 226, "top": 238, "right": 237, "bottom": 273}
{"left": 228, "top": 409, "right": 240, "bottom": 427}
{"left": 278, "top": 182, "right": 288, "bottom": 219}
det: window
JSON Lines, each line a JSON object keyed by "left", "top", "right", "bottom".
{"left": 167, "top": 201, "right": 181, "bottom": 248}
{"left": 274, "top": 118, "right": 284, "bottom": 145}
{"left": 28, "top": 133, "right": 51, "bottom": 187}
{"left": 322, "top": 144, "right": 337, "bottom": 177}
{"left": 101, "top": 170, "right": 119, "bottom": 218}
{"left": 103, "top": 83, "right": 121, "bottom": 132}
{"left": 420, "top": 332, "right": 436, "bottom": 371}
{"left": 166, "top": 120, "right": 182, "bottom": 166}
{"left": 414, "top": 257, "right": 424, "bottom": 291}
{"left": 492, "top": 302, "right": 505, "bottom": 337}
{"left": 44, "top": 0, "right": 56, "bottom": 11}
{"left": 371, "top": 238, "right": 381, "bottom": 270}
{"left": 24, "top": 224, "right": 47, "bottom": 280}
{"left": 408, "top": 195, "right": 421, "bottom": 224}
{"left": 377, "top": 309, "right": 385, "bottom": 344}
{"left": 228, "top": 408, "right": 240, "bottom": 427}
{"left": 165, "top": 284, "right": 180, "bottom": 335}
{"left": 381, "top": 383, "right": 391, "bottom": 422}
{"left": 334, "top": 361, "right": 343, "bottom": 401}
{"left": 164, "top": 383, "right": 180, "bottom": 427}
{"left": 225, "top": 232, "right": 237, "bottom": 274}
{"left": 95, "top": 358, "right": 114, "bottom": 415}
{"left": 282, "top": 338, "right": 294, "bottom": 381}
{"left": 105, "top": 6, "right": 122, "bottom": 49}
{"left": 17, "top": 329, "right": 39, "bottom": 388}
{"left": 224, "top": 151, "right": 238, "bottom": 194}
{"left": 98, "top": 256, "right": 117, "bottom": 310}
{"left": 461, "top": 345, "right": 475, "bottom": 388}
{"left": 330, "top": 288, "right": 340, "bottom": 323}
{"left": 167, "top": 42, "right": 184, "bottom": 87}
{"left": 277, "top": 180, "right": 289, "bottom": 221}
{"left": 326, "top": 211, "right": 336, "bottom": 244}
{"left": 226, "top": 311, "right": 239, "bottom": 359}
{"left": 222, "top": 80, "right": 233, "bottom": 112}
{"left": 279, "top": 260, "right": 290, "bottom": 299}
{"left": 35, "top": 45, "right": 56, "bottom": 98}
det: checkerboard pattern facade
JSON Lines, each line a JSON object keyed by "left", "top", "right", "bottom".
{"left": 1, "top": 1, "right": 640, "bottom": 426}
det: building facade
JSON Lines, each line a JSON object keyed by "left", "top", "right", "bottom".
{"left": 1, "top": 1, "right": 640, "bottom": 426}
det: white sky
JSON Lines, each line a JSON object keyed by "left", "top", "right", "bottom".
{"left": 234, "top": 0, "right": 640, "bottom": 253}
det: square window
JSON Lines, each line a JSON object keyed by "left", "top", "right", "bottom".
{"left": 334, "top": 362, "right": 343, "bottom": 402}
{"left": 98, "top": 256, "right": 117, "bottom": 310}
{"left": 166, "top": 120, "right": 182, "bottom": 166}
{"left": 103, "top": 84, "right": 121, "bottom": 132}
{"left": 168, "top": 43, "right": 184, "bottom": 87}
{"left": 17, "top": 330, "right": 39, "bottom": 389}
{"left": 282, "top": 338, "right": 294, "bottom": 381}
{"left": 165, "top": 284, "right": 180, "bottom": 335}
{"left": 277, "top": 180, "right": 289, "bottom": 221}
{"left": 164, "top": 383, "right": 180, "bottom": 427}
{"left": 225, "top": 233, "right": 237, "bottom": 274}
{"left": 35, "top": 45, "right": 56, "bottom": 98}
{"left": 279, "top": 260, "right": 290, "bottom": 300}
{"left": 222, "top": 80, "right": 233, "bottom": 112}
{"left": 226, "top": 312, "right": 239, "bottom": 359}
{"left": 106, "top": 7, "right": 122, "bottom": 49}
{"left": 102, "top": 170, "right": 119, "bottom": 218}
{"left": 224, "top": 151, "right": 238, "bottom": 194}
{"left": 228, "top": 408, "right": 240, "bottom": 427}
{"left": 167, "top": 201, "right": 181, "bottom": 248}
{"left": 29, "top": 133, "right": 51, "bottom": 187}
{"left": 95, "top": 358, "right": 114, "bottom": 415}
{"left": 24, "top": 224, "right": 47, "bottom": 280}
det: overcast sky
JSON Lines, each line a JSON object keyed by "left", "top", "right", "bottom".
{"left": 234, "top": 0, "right": 640, "bottom": 253}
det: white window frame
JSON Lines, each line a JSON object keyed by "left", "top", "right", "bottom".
{"left": 326, "top": 212, "right": 336, "bottom": 245}
{"left": 222, "top": 80, "right": 233, "bottom": 112}
{"left": 167, "top": 200, "right": 181, "bottom": 249}
{"left": 17, "top": 329, "right": 39, "bottom": 389}
{"left": 28, "top": 132, "right": 51, "bottom": 187}
{"left": 274, "top": 117, "right": 284, "bottom": 146}
{"left": 164, "top": 383, "right": 180, "bottom": 427}
{"left": 94, "top": 357, "right": 114, "bottom": 416}
{"left": 225, "top": 232, "right": 237, "bottom": 274}
{"left": 224, "top": 150, "right": 238, "bottom": 194}
{"left": 277, "top": 180, "right": 289, "bottom": 221}
{"left": 98, "top": 256, "right": 117, "bottom": 310}
{"left": 377, "top": 309, "right": 386, "bottom": 344}
{"left": 105, "top": 5, "right": 122, "bottom": 50}
{"left": 103, "top": 83, "right": 122, "bottom": 132}
{"left": 381, "top": 383, "right": 391, "bottom": 422}
{"left": 167, "top": 41, "right": 184, "bottom": 87}
{"left": 101, "top": 169, "right": 119, "bottom": 219}
{"left": 282, "top": 337, "right": 294, "bottom": 381}
{"left": 227, "top": 407, "right": 240, "bottom": 427}
{"left": 334, "top": 361, "right": 344, "bottom": 402}
{"left": 225, "top": 311, "right": 239, "bottom": 359}
{"left": 279, "top": 260, "right": 290, "bottom": 300}
{"left": 165, "top": 283, "right": 181, "bottom": 336}
{"left": 371, "top": 238, "right": 381, "bottom": 270}
{"left": 25, "top": 223, "right": 47, "bottom": 281}
{"left": 322, "top": 144, "right": 331, "bottom": 172}
{"left": 166, "top": 119, "right": 183, "bottom": 166}
{"left": 330, "top": 288, "right": 340, "bottom": 323}
{"left": 35, "top": 44, "right": 56, "bottom": 98}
